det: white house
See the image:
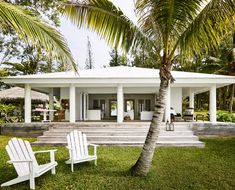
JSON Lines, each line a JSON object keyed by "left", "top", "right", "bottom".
{"left": 1, "top": 66, "right": 234, "bottom": 123}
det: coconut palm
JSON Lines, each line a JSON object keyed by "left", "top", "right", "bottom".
{"left": 62, "top": 0, "right": 235, "bottom": 176}
{"left": 0, "top": 1, "right": 75, "bottom": 68}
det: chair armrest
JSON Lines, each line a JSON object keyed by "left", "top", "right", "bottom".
{"left": 89, "top": 144, "right": 98, "bottom": 157}
{"left": 34, "top": 149, "right": 57, "bottom": 163}
{"left": 89, "top": 144, "right": 99, "bottom": 147}
{"left": 34, "top": 149, "right": 57, "bottom": 154}
{"left": 66, "top": 146, "right": 73, "bottom": 150}
{"left": 7, "top": 159, "right": 33, "bottom": 164}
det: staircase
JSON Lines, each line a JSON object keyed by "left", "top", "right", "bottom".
{"left": 33, "top": 122, "right": 205, "bottom": 147}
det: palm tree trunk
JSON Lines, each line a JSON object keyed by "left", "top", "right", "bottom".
{"left": 229, "top": 84, "right": 234, "bottom": 113}
{"left": 131, "top": 62, "right": 172, "bottom": 176}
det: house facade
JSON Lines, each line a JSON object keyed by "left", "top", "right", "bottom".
{"left": 1, "top": 66, "right": 234, "bottom": 123}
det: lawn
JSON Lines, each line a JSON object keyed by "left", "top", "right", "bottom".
{"left": 0, "top": 136, "right": 235, "bottom": 190}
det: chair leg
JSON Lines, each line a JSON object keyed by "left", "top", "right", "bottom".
{"left": 29, "top": 162, "right": 35, "bottom": 190}
{"left": 1, "top": 176, "right": 28, "bottom": 187}
{"left": 51, "top": 167, "right": 56, "bottom": 175}
{"left": 29, "top": 176, "right": 35, "bottom": 190}
{"left": 71, "top": 163, "right": 74, "bottom": 172}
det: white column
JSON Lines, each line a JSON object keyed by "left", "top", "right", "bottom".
{"left": 79, "top": 93, "right": 83, "bottom": 120}
{"left": 189, "top": 89, "right": 194, "bottom": 108}
{"left": 49, "top": 88, "right": 54, "bottom": 121}
{"left": 117, "top": 84, "right": 124, "bottom": 123}
{"left": 69, "top": 85, "right": 76, "bottom": 123}
{"left": 210, "top": 84, "right": 217, "bottom": 123}
{"left": 165, "top": 85, "right": 171, "bottom": 122}
{"left": 83, "top": 93, "right": 88, "bottom": 120}
{"left": 24, "top": 84, "right": 31, "bottom": 123}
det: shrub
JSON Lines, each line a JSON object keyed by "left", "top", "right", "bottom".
{"left": 217, "top": 111, "right": 235, "bottom": 122}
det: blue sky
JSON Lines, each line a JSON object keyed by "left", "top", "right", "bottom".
{"left": 59, "top": 0, "right": 137, "bottom": 69}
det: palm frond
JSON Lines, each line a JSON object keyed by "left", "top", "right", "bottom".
{"left": 136, "top": 0, "right": 202, "bottom": 53}
{"left": 0, "top": 1, "right": 76, "bottom": 70}
{"left": 62, "top": 0, "right": 155, "bottom": 52}
{"left": 178, "top": 0, "right": 235, "bottom": 57}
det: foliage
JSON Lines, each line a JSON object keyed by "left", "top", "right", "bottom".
{"left": 0, "top": 136, "right": 235, "bottom": 189}
{"left": 0, "top": 0, "right": 75, "bottom": 72}
{"left": 217, "top": 110, "right": 235, "bottom": 122}
{"left": 0, "top": 103, "right": 16, "bottom": 123}
{"left": 109, "top": 49, "right": 128, "bottom": 67}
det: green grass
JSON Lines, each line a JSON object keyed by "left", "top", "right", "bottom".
{"left": 0, "top": 136, "right": 235, "bottom": 190}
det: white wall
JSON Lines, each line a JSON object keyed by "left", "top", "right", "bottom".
{"left": 171, "top": 87, "right": 182, "bottom": 114}
{"left": 60, "top": 87, "right": 69, "bottom": 99}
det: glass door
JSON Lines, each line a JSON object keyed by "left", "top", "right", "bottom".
{"left": 110, "top": 100, "right": 117, "bottom": 117}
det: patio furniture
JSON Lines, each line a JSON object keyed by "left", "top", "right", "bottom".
{"left": 174, "top": 113, "right": 184, "bottom": 122}
{"left": 65, "top": 130, "right": 98, "bottom": 172}
{"left": 196, "top": 114, "right": 204, "bottom": 121}
{"left": 124, "top": 110, "right": 134, "bottom": 120}
{"left": 87, "top": 110, "right": 101, "bottom": 120}
{"left": 55, "top": 110, "right": 65, "bottom": 121}
{"left": 33, "top": 108, "right": 56, "bottom": 122}
{"left": 183, "top": 107, "right": 194, "bottom": 121}
{"left": 140, "top": 111, "right": 154, "bottom": 120}
{"left": 1, "top": 138, "right": 57, "bottom": 190}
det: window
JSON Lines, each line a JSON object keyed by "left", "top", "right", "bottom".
{"left": 110, "top": 100, "right": 117, "bottom": 116}
{"left": 145, "top": 99, "right": 151, "bottom": 111}
{"left": 125, "top": 100, "right": 134, "bottom": 111}
{"left": 93, "top": 100, "right": 99, "bottom": 109}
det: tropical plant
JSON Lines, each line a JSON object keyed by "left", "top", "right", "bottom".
{"left": 62, "top": 0, "right": 235, "bottom": 176}
{"left": 109, "top": 48, "right": 128, "bottom": 67}
{"left": 0, "top": 0, "right": 75, "bottom": 69}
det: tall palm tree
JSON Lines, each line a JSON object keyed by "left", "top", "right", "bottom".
{"left": 62, "top": 0, "right": 235, "bottom": 176}
{"left": 0, "top": 1, "right": 75, "bottom": 68}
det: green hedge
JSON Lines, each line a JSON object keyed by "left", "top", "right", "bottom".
{"left": 217, "top": 111, "right": 235, "bottom": 122}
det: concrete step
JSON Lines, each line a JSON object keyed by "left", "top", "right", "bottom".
{"left": 34, "top": 123, "right": 204, "bottom": 147}
{"left": 49, "top": 127, "right": 191, "bottom": 133}
{"left": 43, "top": 131, "right": 194, "bottom": 137}
{"left": 33, "top": 140, "right": 204, "bottom": 148}
{"left": 37, "top": 135, "right": 198, "bottom": 142}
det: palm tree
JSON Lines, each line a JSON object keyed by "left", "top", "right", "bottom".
{"left": 62, "top": 0, "right": 235, "bottom": 176}
{"left": 0, "top": 1, "right": 75, "bottom": 68}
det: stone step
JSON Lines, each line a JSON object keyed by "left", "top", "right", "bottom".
{"left": 43, "top": 130, "right": 194, "bottom": 137}
{"left": 49, "top": 127, "right": 191, "bottom": 133}
{"left": 34, "top": 123, "right": 204, "bottom": 147}
{"left": 37, "top": 135, "right": 198, "bottom": 142}
{"left": 33, "top": 140, "right": 204, "bottom": 148}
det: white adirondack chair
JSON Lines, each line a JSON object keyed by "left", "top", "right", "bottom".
{"left": 65, "top": 130, "right": 98, "bottom": 172}
{"left": 1, "top": 138, "right": 57, "bottom": 189}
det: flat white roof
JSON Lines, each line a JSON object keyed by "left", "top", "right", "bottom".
{"left": 1, "top": 66, "right": 234, "bottom": 88}
{"left": 2, "top": 66, "right": 234, "bottom": 79}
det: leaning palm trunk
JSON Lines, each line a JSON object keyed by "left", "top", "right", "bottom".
{"left": 229, "top": 84, "right": 234, "bottom": 113}
{"left": 131, "top": 63, "right": 172, "bottom": 176}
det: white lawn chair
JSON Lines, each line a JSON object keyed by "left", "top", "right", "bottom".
{"left": 1, "top": 138, "right": 57, "bottom": 189}
{"left": 65, "top": 130, "right": 98, "bottom": 172}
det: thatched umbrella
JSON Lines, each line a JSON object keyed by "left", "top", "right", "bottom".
{"left": 0, "top": 87, "right": 49, "bottom": 121}
{"left": 0, "top": 87, "right": 48, "bottom": 102}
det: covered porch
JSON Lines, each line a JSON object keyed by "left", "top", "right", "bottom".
{"left": 1, "top": 66, "right": 234, "bottom": 124}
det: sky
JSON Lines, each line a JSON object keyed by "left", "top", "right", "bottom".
{"left": 59, "top": 0, "right": 137, "bottom": 69}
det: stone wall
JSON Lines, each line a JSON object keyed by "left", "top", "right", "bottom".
{"left": 190, "top": 122, "right": 235, "bottom": 136}
{"left": 0, "top": 123, "right": 51, "bottom": 137}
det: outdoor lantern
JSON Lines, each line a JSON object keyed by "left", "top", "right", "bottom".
{"left": 166, "top": 120, "right": 174, "bottom": 131}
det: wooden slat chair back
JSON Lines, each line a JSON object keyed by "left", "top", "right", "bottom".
{"left": 1, "top": 138, "right": 57, "bottom": 189}
{"left": 65, "top": 130, "right": 98, "bottom": 172}
{"left": 6, "top": 138, "right": 39, "bottom": 177}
